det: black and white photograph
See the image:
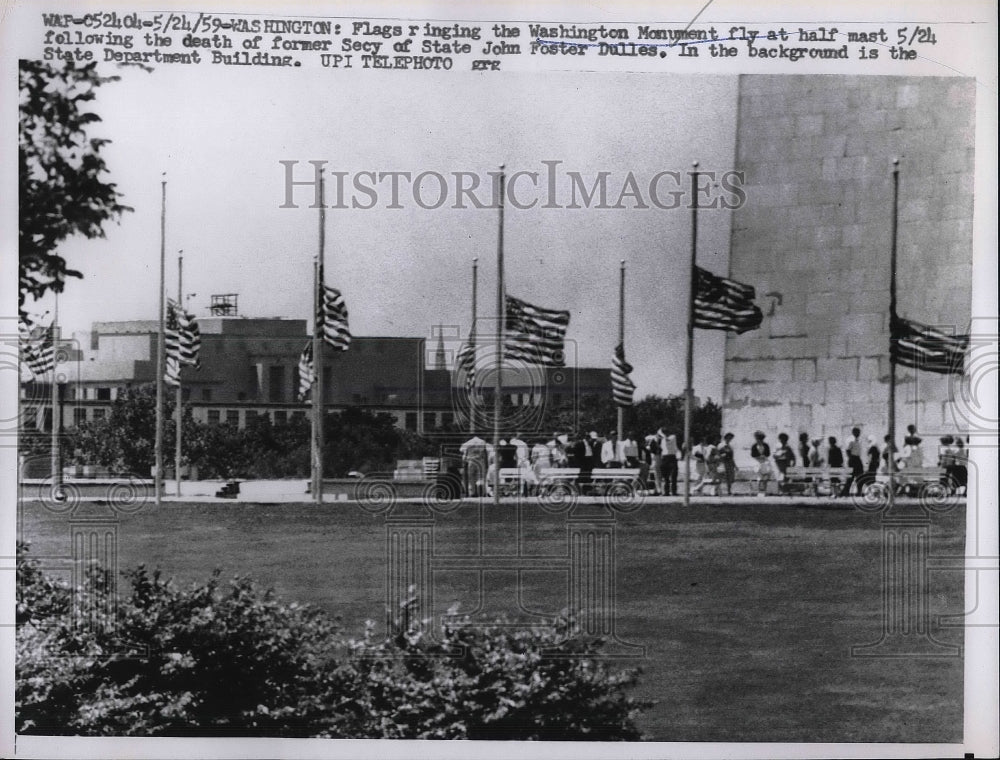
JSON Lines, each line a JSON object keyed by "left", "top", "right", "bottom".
{"left": 2, "top": 1, "right": 997, "bottom": 757}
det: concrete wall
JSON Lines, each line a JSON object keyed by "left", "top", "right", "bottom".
{"left": 724, "top": 75, "right": 974, "bottom": 463}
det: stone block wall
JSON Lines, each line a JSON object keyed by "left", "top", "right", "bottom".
{"left": 723, "top": 75, "right": 974, "bottom": 462}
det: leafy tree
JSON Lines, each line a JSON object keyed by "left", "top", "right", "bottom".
{"left": 19, "top": 60, "right": 131, "bottom": 314}
{"left": 16, "top": 544, "right": 650, "bottom": 738}
{"left": 66, "top": 386, "right": 181, "bottom": 475}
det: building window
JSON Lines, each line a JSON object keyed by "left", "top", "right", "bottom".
{"left": 65, "top": 386, "right": 75, "bottom": 401}
{"left": 96, "top": 387, "right": 111, "bottom": 401}
{"left": 226, "top": 410, "right": 239, "bottom": 426}
{"left": 274, "top": 410, "right": 287, "bottom": 425}
{"left": 423, "top": 412, "right": 436, "bottom": 431}
{"left": 352, "top": 393, "right": 362, "bottom": 405}
{"left": 202, "top": 388, "right": 213, "bottom": 402}
{"left": 74, "top": 407, "right": 87, "bottom": 426}
{"left": 442, "top": 412, "right": 454, "bottom": 429}
{"left": 405, "top": 412, "right": 417, "bottom": 431}
{"left": 269, "top": 366, "right": 285, "bottom": 402}
{"left": 245, "top": 410, "right": 257, "bottom": 425}
{"left": 182, "top": 387, "right": 191, "bottom": 402}
{"left": 292, "top": 410, "right": 306, "bottom": 421}
{"left": 92, "top": 408, "right": 106, "bottom": 421}
{"left": 207, "top": 409, "right": 221, "bottom": 425}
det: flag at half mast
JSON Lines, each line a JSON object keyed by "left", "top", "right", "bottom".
{"left": 611, "top": 342, "right": 636, "bottom": 407}
{"left": 18, "top": 316, "right": 55, "bottom": 376}
{"left": 693, "top": 266, "right": 764, "bottom": 334}
{"left": 320, "top": 282, "right": 351, "bottom": 351}
{"left": 164, "top": 299, "right": 201, "bottom": 386}
{"left": 297, "top": 341, "right": 315, "bottom": 401}
{"left": 890, "top": 314, "right": 968, "bottom": 375}
{"left": 455, "top": 337, "right": 476, "bottom": 394}
{"left": 504, "top": 294, "right": 570, "bottom": 367}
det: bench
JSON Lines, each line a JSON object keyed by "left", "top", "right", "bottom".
{"left": 494, "top": 467, "right": 641, "bottom": 496}
{"left": 393, "top": 459, "right": 426, "bottom": 481}
{"left": 782, "top": 467, "right": 850, "bottom": 497}
{"left": 589, "top": 468, "right": 642, "bottom": 494}
{"left": 875, "top": 467, "right": 950, "bottom": 496}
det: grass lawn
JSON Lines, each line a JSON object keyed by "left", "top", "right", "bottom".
{"left": 18, "top": 497, "right": 965, "bottom": 742}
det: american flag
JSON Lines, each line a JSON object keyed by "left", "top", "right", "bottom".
{"left": 504, "top": 294, "right": 570, "bottom": 367}
{"left": 18, "top": 316, "right": 55, "bottom": 376}
{"left": 693, "top": 266, "right": 764, "bottom": 334}
{"left": 320, "top": 284, "right": 351, "bottom": 351}
{"left": 454, "top": 337, "right": 476, "bottom": 395}
{"left": 297, "top": 342, "right": 315, "bottom": 401}
{"left": 164, "top": 299, "right": 201, "bottom": 386}
{"left": 611, "top": 342, "right": 636, "bottom": 408}
{"left": 891, "top": 314, "right": 967, "bottom": 375}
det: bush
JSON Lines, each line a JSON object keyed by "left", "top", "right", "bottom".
{"left": 16, "top": 544, "right": 649, "bottom": 738}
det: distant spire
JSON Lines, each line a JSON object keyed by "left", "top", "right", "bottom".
{"left": 433, "top": 325, "right": 447, "bottom": 370}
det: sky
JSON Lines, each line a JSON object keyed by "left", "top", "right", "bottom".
{"left": 28, "top": 66, "right": 739, "bottom": 402}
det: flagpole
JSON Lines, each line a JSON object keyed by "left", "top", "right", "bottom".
{"left": 887, "top": 159, "right": 899, "bottom": 508}
{"left": 493, "top": 165, "right": 506, "bottom": 507}
{"left": 312, "top": 171, "right": 326, "bottom": 504}
{"left": 617, "top": 260, "right": 625, "bottom": 444}
{"left": 470, "top": 256, "right": 478, "bottom": 435}
{"left": 684, "top": 162, "right": 698, "bottom": 507}
{"left": 154, "top": 175, "right": 166, "bottom": 508}
{"left": 51, "top": 291, "right": 61, "bottom": 495}
{"left": 174, "top": 250, "right": 183, "bottom": 497}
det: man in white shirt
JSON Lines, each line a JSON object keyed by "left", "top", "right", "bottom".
{"left": 601, "top": 430, "right": 624, "bottom": 468}
{"left": 459, "top": 434, "right": 487, "bottom": 497}
{"left": 844, "top": 427, "right": 864, "bottom": 496}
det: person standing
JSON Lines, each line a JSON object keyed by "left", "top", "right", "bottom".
{"left": 827, "top": 436, "right": 844, "bottom": 497}
{"left": 938, "top": 435, "right": 957, "bottom": 494}
{"left": 808, "top": 438, "right": 824, "bottom": 467}
{"left": 844, "top": 427, "right": 864, "bottom": 496}
{"left": 588, "top": 432, "right": 604, "bottom": 472}
{"left": 797, "top": 432, "right": 811, "bottom": 472}
{"left": 646, "top": 431, "right": 663, "bottom": 495}
{"left": 574, "top": 431, "right": 593, "bottom": 494}
{"left": 690, "top": 436, "right": 707, "bottom": 493}
{"left": 622, "top": 431, "right": 640, "bottom": 469}
{"left": 509, "top": 432, "right": 530, "bottom": 496}
{"left": 662, "top": 432, "right": 680, "bottom": 496}
{"left": 567, "top": 431, "right": 586, "bottom": 469}
{"left": 857, "top": 435, "right": 881, "bottom": 496}
{"left": 954, "top": 436, "right": 968, "bottom": 495}
{"left": 459, "top": 433, "right": 488, "bottom": 497}
{"left": 694, "top": 435, "right": 720, "bottom": 495}
{"left": 529, "top": 437, "right": 551, "bottom": 494}
{"left": 498, "top": 438, "right": 518, "bottom": 471}
{"left": 718, "top": 432, "right": 737, "bottom": 496}
{"left": 751, "top": 431, "right": 772, "bottom": 497}
{"left": 772, "top": 432, "right": 795, "bottom": 495}
{"left": 601, "top": 430, "right": 623, "bottom": 468}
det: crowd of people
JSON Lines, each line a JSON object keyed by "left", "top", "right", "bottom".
{"left": 458, "top": 423, "right": 970, "bottom": 498}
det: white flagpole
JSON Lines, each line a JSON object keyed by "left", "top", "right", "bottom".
{"left": 887, "top": 159, "right": 899, "bottom": 509}
{"left": 493, "top": 165, "right": 505, "bottom": 507}
{"left": 174, "top": 250, "right": 183, "bottom": 497}
{"left": 50, "top": 291, "right": 61, "bottom": 495}
{"left": 469, "top": 256, "right": 478, "bottom": 435}
{"left": 311, "top": 171, "right": 326, "bottom": 504}
{"left": 617, "top": 259, "right": 625, "bottom": 445}
{"left": 684, "top": 162, "right": 698, "bottom": 507}
{"left": 154, "top": 175, "right": 166, "bottom": 508}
